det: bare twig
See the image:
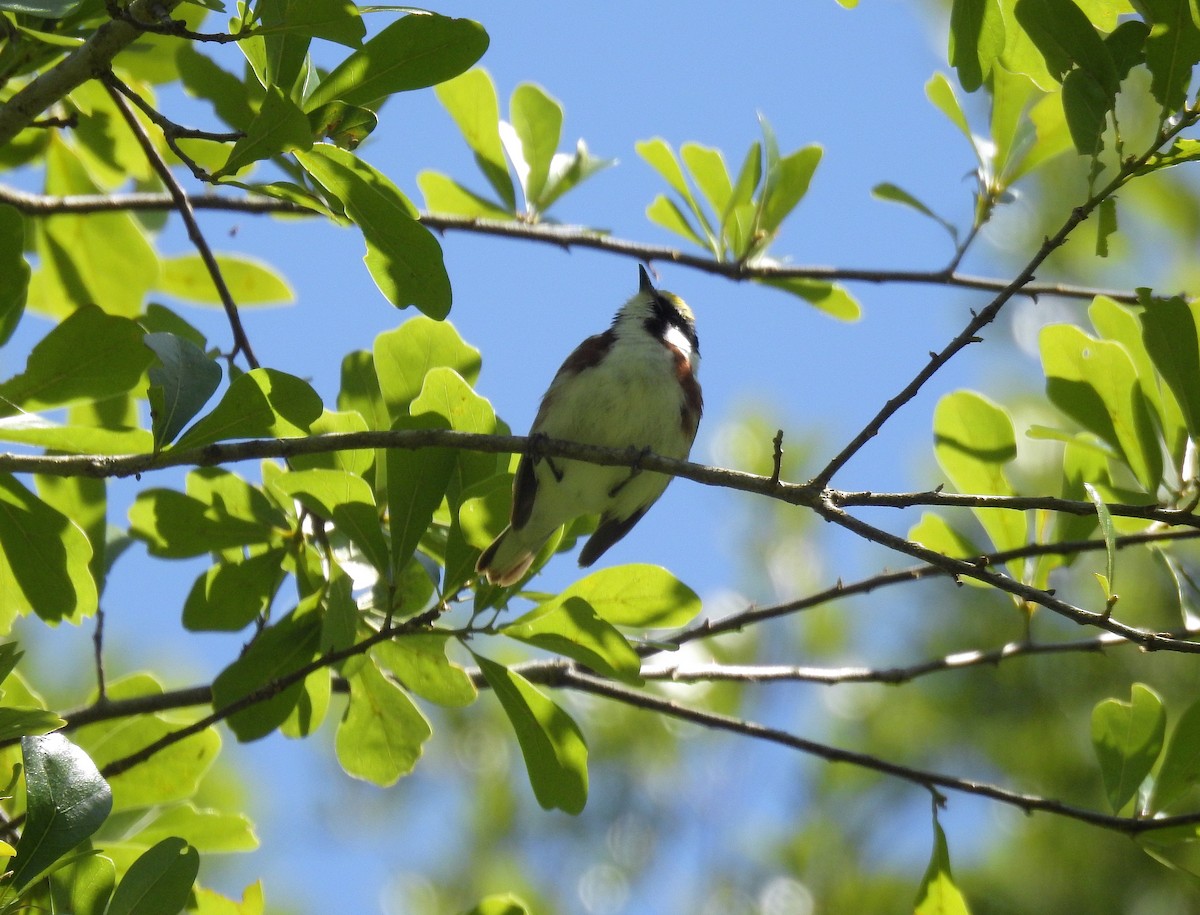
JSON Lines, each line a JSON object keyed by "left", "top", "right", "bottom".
{"left": 558, "top": 667, "right": 1200, "bottom": 835}
{"left": 103, "top": 75, "right": 260, "bottom": 368}
{"left": 808, "top": 114, "right": 1200, "bottom": 491}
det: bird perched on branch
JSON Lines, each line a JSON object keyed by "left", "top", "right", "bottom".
{"left": 476, "top": 265, "right": 703, "bottom": 586}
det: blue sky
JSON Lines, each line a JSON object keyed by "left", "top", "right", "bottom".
{"left": 5, "top": 1, "right": 1050, "bottom": 911}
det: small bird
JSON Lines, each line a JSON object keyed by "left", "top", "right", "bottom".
{"left": 476, "top": 266, "right": 703, "bottom": 586}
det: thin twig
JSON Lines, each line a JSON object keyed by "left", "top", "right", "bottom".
{"left": 558, "top": 667, "right": 1200, "bottom": 835}
{"left": 102, "top": 75, "right": 260, "bottom": 369}
{"left": 808, "top": 113, "right": 1200, "bottom": 491}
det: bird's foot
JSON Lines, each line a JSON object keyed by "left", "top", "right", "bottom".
{"left": 608, "top": 446, "right": 652, "bottom": 497}
{"left": 529, "top": 432, "right": 564, "bottom": 481}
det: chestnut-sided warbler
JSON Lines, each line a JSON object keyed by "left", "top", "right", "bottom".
{"left": 476, "top": 265, "right": 703, "bottom": 586}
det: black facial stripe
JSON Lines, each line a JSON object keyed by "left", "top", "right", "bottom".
{"left": 645, "top": 294, "right": 699, "bottom": 352}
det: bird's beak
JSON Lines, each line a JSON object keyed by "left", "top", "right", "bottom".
{"left": 639, "top": 264, "right": 655, "bottom": 293}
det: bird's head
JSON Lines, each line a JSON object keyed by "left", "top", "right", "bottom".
{"left": 614, "top": 266, "right": 700, "bottom": 363}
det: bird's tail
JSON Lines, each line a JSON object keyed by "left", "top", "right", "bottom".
{"left": 475, "top": 526, "right": 538, "bottom": 587}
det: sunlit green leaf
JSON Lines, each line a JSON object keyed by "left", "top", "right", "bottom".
{"left": 211, "top": 608, "right": 322, "bottom": 742}
{"left": 759, "top": 144, "right": 821, "bottom": 236}
{"left": 72, "top": 674, "right": 221, "bottom": 811}
{"left": 417, "top": 171, "right": 512, "bottom": 219}
{"left": 1138, "top": 293, "right": 1200, "bottom": 440}
{"left": 1152, "top": 695, "right": 1200, "bottom": 811}
{"left": 756, "top": 277, "right": 861, "bottom": 320}
{"left": 157, "top": 254, "right": 294, "bottom": 306}
{"left": 1040, "top": 323, "right": 1162, "bottom": 492}
{"left": 913, "top": 818, "right": 971, "bottom": 915}
{"left": 271, "top": 468, "right": 389, "bottom": 576}
{"left": 173, "top": 368, "right": 322, "bottom": 451}
{"left": 0, "top": 472, "right": 97, "bottom": 625}
{"left": 374, "top": 316, "right": 482, "bottom": 422}
{"left": 433, "top": 67, "right": 515, "bottom": 209}
{"left": 503, "top": 596, "right": 642, "bottom": 684}
{"left": 106, "top": 837, "right": 198, "bottom": 915}
{"left": 948, "top": 0, "right": 1006, "bottom": 92}
{"left": 296, "top": 145, "right": 451, "bottom": 317}
{"left": 49, "top": 853, "right": 115, "bottom": 915}
{"left": 129, "top": 804, "right": 258, "bottom": 854}
{"left": 0, "top": 305, "right": 152, "bottom": 417}
{"left": 307, "top": 13, "right": 488, "bottom": 110}
{"left": 182, "top": 548, "right": 287, "bottom": 631}
{"left": 306, "top": 100, "right": 377, "bottom": 150}
{"left": 373, "top": 634, "right": 477, "bottom": 708}
{"left": 1092, "top": 683, "right": 1165, "bottom": 813}
{"left": 218, "top": 86, "right": 312, "bottom": 178}
{"left": 536, "top": 564, "right": 701, "bottom": 629}
{"left": 475, "top": 653, "right": 588, "bottom": 814}
{"left": 509, "top": 83, "right": 562, "bottom": 209}
{"left": 1140, "top": 0, "right": 1200, "bottom": 112}
{"left": 335, "top": 656, "right": 431, "bottom": 786}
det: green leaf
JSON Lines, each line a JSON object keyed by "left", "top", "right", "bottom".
{"left": 335, "top": 656, "right": 431, "bottom": 786}
{"left": 306, "top": 100, "right": 377, "bottom": 150}
{"left": 8, "top": 734, "right": 112, "bottom": 893}
{"left": 755, "top": 278, "right": 862, "bottom": 320}
{"left": 933, "top": 391, "right": 1026, "bottom": 556}
{"left": 386, "top": 412, "right": 456, "bottom": 578}
{"left": 144, "top": 332, "right": 222, "bottom": 451}
{"left": 211, "top": 608, "right": 322, "bottom": 741}
{"left": 758, "top": 144, "right": 822, "bottom": 236}
{"left": 0, "top": 472, "right": 97, "bottom": 625}
{"left": 433, "top": 68, "right": 515, "bottom": 209}
{"left": 306, "top": 13, "right": 489, "bottom": 110}
{"left": 1015, "top": 0, "right": 1117, "bottom": 89}
{"left": 372, "top": 634, "right": 477, "bottom": 708}
{"left": 645, "top": 194, "right": 707, "bottom": 249}
{"left": 71, "top": 674, "right": 221, "bottom": 812}
{"left": 537, "top": 564, "right": 701, "bottom": 629}
{"left": 182, "top": 548, "right": 287, "bottom": 631}
{"left": 536, "top": 139, "right": 615, "bottom": 212}
{"left": 271, "top": 469, "right": 390, "bottom": 577}
{"left": 681, "top": 142, "right": 733, "bottom": 220}
{"left": 509, "top": 83, "right": 562, "bottom": 209}
{"left": 0, "top": 707, "right": 64, "bottom": 741}
{"left": 1095, "top": 196, "right": 1117, "bottom": 256}
{"left": 637, "top": 137, "right": 713, "bottom": 246}
{"left": 0, "top": 305, "right": 152, "bottom": 418}
{"left": 1141, "top": 0, "right": 1200, "bottom": 112}
{"left": 173, "top": 368, "right": 322, "bottom": 451}
{"left": 157, "top": 253, "right": 294, "bottom": 306}
{"left": 913, "top": 817, "right": 971, "bottom": 915}
{"left": 258, "top": 0, "right": 364, "bottom": 48}
{"left": 1092, "top": 683, "right": 1165, "bottom": 813}
{"left": 128, "top": 468, "right": 284, "bottom": 559}
{"left": 872, "top": 182, "right": 958, "bottom": 240}
{"left": 926, "top": 72, "right": 974, "bottom": 141}
{"left": 374, "top": 316, "right": 482, "bottom": 421}
{"left": 1138, "top": 293, "right": 1200, "bottom": 440}
{"left": 474, "top": 653, "right": 588, "bottom": 814}
{"left": 948, "top": 0, "right": 1006, "bottom": 92}
{"left": 1040, "top": 323, "right": 1162, "bottom": 492}
{"left": 289, "top": 409, "right": 373, "bottom": 476}
{"left": 106, "top": 838, "right": 198, "bottom": 915}
{"left": 1083, "top": 482, "right": 1116, "bottom": 595}
{"left": 130, "top": 804, "right": 258, "bottom": 854}
{"left": 31, "top": 143, "right": 158, "bottom": 318}
{"left": 48, "top": 853, "right": 115, "bottom": 915}
{"left": 908, "top": 511, "right": 983, "bottom": 559}
{"left": 0, "top": 0, "right": 84, "bottom": 14}
{"left": 1152, "top": 695, "right": 1200, "bottom": 811}
{"left": 0, "top": 414, "right": 150, "bottom": 455}
{"left": 0, "top": 205, "right": 29, "bottom": 346}
{"left": 218, "top": 86, "right": 312, "bottom": 178}
{"left": 502, "top": 596, "right": 643, "bottom": 684}
{"left": 417, "top": 171, "right": 512, "bottom": 219}
{"left": 296, "top": 145, "right": 451, "bottom": 317}
{"left": 177, "top": 45, "right": 255, "bottom": 132}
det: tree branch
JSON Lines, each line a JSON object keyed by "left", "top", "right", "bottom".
{"left": 558, "top": 667, "right": 1200, "bottom": 835}
{"left": 0, "top": 0, "right": 183, "bottom": 147}
{"left": 103, "top": 75, "right": 260, "bottom": 369}
{"left": 807, "top": 114, "right": 1200, "bottom": 491}
{"left": 0, "top": 183, "right": 1148, "bottom": 305}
